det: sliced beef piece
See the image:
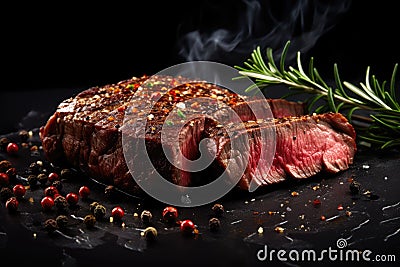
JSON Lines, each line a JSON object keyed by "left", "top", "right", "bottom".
{"left": 204, "top": 113, "right": 357, "bottom": 191}
{"left": 40, "top": 74, "right": 307, "bottom": 194}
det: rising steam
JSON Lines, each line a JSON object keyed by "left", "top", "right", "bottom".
{"left": 177, "top": 0, "right": 351, "bottom": 65}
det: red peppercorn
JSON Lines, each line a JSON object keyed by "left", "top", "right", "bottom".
{"left": 41, "top": 196, "right": 54, "bottom": 211}
{"left": 111, "top": 206, "right": 124, "bottom": 220}
{"left": 79, "top": 186, "right": 90, "bottom": 199}
{"left": 6, "top": 196, "right": 19, "bottom": 213}
{"left": 65, "top": 192, "right": 79, "bottom": 206}
{"left": 313, "top": 199, "right": 321, "bottom": 207}
{"left": 48, "top": 172, "right": 59, "bottom": 183}
{"left": 44, "top": 186, "right": 59, "bottom": 198}
{"left": 162, "top": 206, "right": 178, "bottom": 223}
{"left": 180, "top": 219, "right": 196, "bottom": 234}
{"left": 6, "top": 143, "right": 19, "bottom": 155}
{"left": 337, "top": 204, "right": 344, "bottom": 211}
{"left": 13, "top": 184, "right": 26, "bottom": 198}
{"left": 0, "top": 173, "right": 9, "bottom": 186}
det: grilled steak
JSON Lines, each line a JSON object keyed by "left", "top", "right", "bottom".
{"left": 39, "top": 74, "right": 354, "bottom": 195}
{"left": 204, "top": 113, "right": 357, "bottom": 191}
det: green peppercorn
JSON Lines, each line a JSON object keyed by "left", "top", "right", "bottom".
{"left": 55, "top": 215, "right": 69, "bottom": 228}
{"left": 83, "top": 214, "right": 96, "bottom": 228}
{"left": 93, "top": 204, "right": 106, "bottom": 219}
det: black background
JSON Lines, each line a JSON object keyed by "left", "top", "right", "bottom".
{"left": 1, "top": 0, "right": 400, "bottom": 133}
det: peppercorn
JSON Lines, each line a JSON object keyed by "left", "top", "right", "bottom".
{"left": 51, "top": 180, "right": 63, "bottom": 191}
{"left": 27, "top": 174, "right": 39, "bottom": 188}
{"left": 0, "top": 187, "right": 14, "bottom": 202}
{"left": 89, "top": 201, "right": 100, "bottom": 213}
{"left": 349, "top": 180, "right": 361, "bottom": 195}
{"left": 44, "top": 219, "right": 58, "bottom": 233}
{"left": 37, "top": 173, "right": 48, "bottom": 185}
{"left": 111, "top": 206, "right": 124, "bottom": 221}
{"left": 66, "top": 192, "right": 79, "bottom": 206}
{"left": 60, "top": 168, "right": 74, "bottom": 180}
{"left": 55, "top": 215, "right": 69, "bottom": 229}
{"left": 6, "top": 143, "right": 19, "bottom": 155}
{"left": 6, "top": 197, "right": 19, "bottom": 213}
{"left": 93, "top": 204, "right": 106, "bottom": 219}
{"left": 5, "top": 167, "right": 17, "bottom": 180}
{"left": 104, "top": 185, "right": 116, "bottom": 199}
{"left": 54, "top": 195, "right": 68, "bottom": 212}
{"left": 211, "top": 203, "right": 224, "bottom": 217}
{"left": 41, "top": 196, "right": 55, "bottom": 211}
{"left": 162, "top": 206, "right": 178, "bottom": 224}
{"left": 83, "top": 214, "right": 96, "bottom": 228}
{"left": 140, "top": 210, "right": 153, "bottom": 224}
{"left": 79, "top": 186, "right": 90, "bottom": 199}
{"left": 44, "top": 186, "right": 59, "bottom": 198}
{"left": 0, "top": 137, "right": 10, "bottom": 151}
{"left": 18, "top": 130, "right": 29, "bottom": 142}
{"left": 142, "top": 227, "right": 157, "bottom": 241}
{"left": 180, "top": 219, "right": 196, "bottom": 235}
{"left": 12, "top": 184, "right": 26, "bottom": 198}
{"left": 48, "top": 172, "right": 59, "bottom": 183}
{"left": 209, "top": 217, "right": 221, "bottom": 232}
{"left": 0, "top": 173, "right": 9, "bottom": 187}
{"left": 28, "top": 162, "right": 41, "bottom": 175}
{"left": 0, "top": 160, "right": 12, "bottom": 173}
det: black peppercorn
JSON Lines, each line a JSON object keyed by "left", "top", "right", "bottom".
{"left": 142, "top": 226, "right": 157, "bottom": 241}
{"left": 83, "top": 214, "right": 96, "bottom": 228}
{"left": 55, "top": 215, "right": 69, "bottom": 229}
{"left": 104, "top": 185, "right": 116, "bottom": 199}
{"left": 0, "top": 187, "right": 14, "bottom": 202}
{"left": 211, "top": 203, "right": 225, "bottom": 217}
{"left": 93, "top": 204, "right": 106, "bottom": 219}
{"left": 209, "top": 217, "right": 221, "bottom": 232}
{"left": 60, "top": 168, "right": 74, "bottom": 180}
{"left": 51, "top": 180, "right": 63, "bottom": 191}
{"left": 44, "top": 219, "right": 58, "bottom": 233}
{"left": 18, "top": 130, "right": 29, "bottom": 142}
{"left": 140, "top": 210, "right": 153, "bottom": 224}
{"left": 0, "top": 160, "right": 12, "bottom": 173}
{"left": 27, "top": 174, "right": 38, "bottom": 188}
{"left": 350, "top": 181, "right": 361, "bottom": 195}
{"left": 89, "top": 201, "right": 100, "bottom": 213}
{"left": 0, "top": 137, "right": 10, "bottom": 151}
{"left": 6, "top": 167, "right": 17, "bottom": 180}
{"left": 37, "top": 173, "right": 48, "bottom": 185}
{"left": 28, "top": 162, "right": 41, "bottom": 175}
{"left": 54, "top": 195, "right": 68, "bottom": 212}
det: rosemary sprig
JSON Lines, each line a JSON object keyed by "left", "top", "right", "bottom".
{"left": 235, "top": 40, "right": 400, "bottom": 150}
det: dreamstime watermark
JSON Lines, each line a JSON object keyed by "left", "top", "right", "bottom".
{"left": 256, "top": 238, "right": 397, "bottom": 263}
{"left": 121, "top": 61, "right": 276, "bottom": 207}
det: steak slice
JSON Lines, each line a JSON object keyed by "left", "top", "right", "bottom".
{"left": 204, "top": 112, "right": 357, "bottom": 191}
{"left": 39, "top": 75, "right": 306, "bottom": 194}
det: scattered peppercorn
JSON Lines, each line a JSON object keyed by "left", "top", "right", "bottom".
{"left": 44, "top": 186, "right": 59, "bottom": 198}
{"left": 111, "top": 206, "right": 125, "bottom": 221}
{"left": 83, "top": 214, "right": 96, "bottom": 228}
{"left": 89, "top": 201, "right": 100, "bottom": 213}
{"left": 66, "top": 192, "right": 79, "bottom": 206}
{"left": 337, "top": 204, "right": 344, "bottom": 211}
{"left": 41, "top": 196, "right": 55, "bottom": 211}
{"left": 37, "top": 173, "right": 48, "bottom": 185}
{"left": 28, "top": 162, "right": 41, "bottom": 175}
{"left": 0, "top": 187, "right": 14, "bottom": 202}
{"left": 104, "top": 185, "right": 116, "bottom": 199}
{"left": 180, "top": 219, "right": 196, "bottom": 235}
{"left": 6, "top": 167, "right": 17, "bottom": 180}
{"left": 48, "top": 172, "right": 59, "bottom": 183}
{"left": 313, "top": 199, "right": 321, "bottom": 207}
{"left": 140, "top": 210, "right": 153, "bottom": 224}
{"left": 0, "top": 137, "right": 10, "bottom": 151}
{"left": 54, "top": 195, "right": 68, "bottom": 212}
{"left": 5, "top": 196, "right": 19, "bottom": 213}
{"left": 0, "top": 160, "right": 12, "bottom": 173}
{"left": 6, "top": 143, "right": 19, "bottom": 155}
{"left": 349, "top": 180, "right": 361, "bottom": 195}
{"left": 44, "top": 219, "right": 58, "bottom": 233}
{"left": 209, "top": 217, "right": 221, "bottom": 232}
{"left": 211, "top": 203, "right": 224, "bottom": 217}
{"left": 142, "top": 227, "right": 157, "bottom": 241}
{"left": 60, "top": 168, "right": 74, "bottom": 180}
{"left": 0, "top": 173, "right": 9, "bottom": 187}
{"left": 18, "top": 130, "right": 29, "bottom": 142}
{"left": 51, "top": 180, "right": 63, "bottom": 191}
{"left": 12, "top": 184, "right": 26, "bottom": 198}
{"left": 93, "top": 204, "right": 106, "bottom": 219}
{"left": 79, "top": 186, "right": 90, "bottom": 199}
{"left": 162, "top": 206, "right": 178, "bottom": 224}
{"left": 55, "top": 215, "right": 69, "bottom": 229}
{"left": 27, "top": 174, "right": 38, "bottom": 188}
